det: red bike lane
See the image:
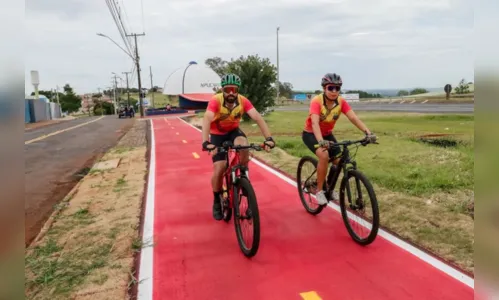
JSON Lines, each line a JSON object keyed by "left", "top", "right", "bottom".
{"left": 139, "top": 117, "right": 474, "bottom": 300}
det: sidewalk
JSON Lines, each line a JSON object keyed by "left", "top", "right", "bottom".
{"left": 138, "top": 117, "right": 474, "bottom": 300}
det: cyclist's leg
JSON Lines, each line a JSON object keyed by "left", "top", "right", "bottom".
{"left": 324, "top": 134, "right": 340, "bottom": 200}
{"left": 302, "top": 131, "right": 328, "bottom": 204}
{"left": 325, "top": 134, "right": 341, "bottom": 165}
{"left": 209, "top": 133, "right": 229, "bottom": 220}
{"left": 231, "top": 128, "right": 249, "bottom": 166}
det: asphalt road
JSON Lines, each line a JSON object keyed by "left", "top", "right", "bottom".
{"left": 25, "top": 115, "right": 135, "bottom": 246}
{"left": 275, "top": 103, "right": 474, "bottom": 113}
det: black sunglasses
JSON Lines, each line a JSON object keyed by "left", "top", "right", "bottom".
{"left": 326, "top": 85, "right": 341, "bottom": 92}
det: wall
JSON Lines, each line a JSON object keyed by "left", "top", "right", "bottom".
{"left": 179, "top": 96, "right": 209, "bottom": 110}
{"left": 25, "top": 99, "right": 32, "bottom": 123}
{"left": 25, "top": 99, "right": 62, "bottom": 123}
{"left": 49, "top": 102, "right": 61, "bottom": 118}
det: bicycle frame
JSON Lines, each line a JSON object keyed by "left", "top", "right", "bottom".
{"left": 219, "top": 143, "right": 259, "bottom": 208}
{"left": 222, "top": 149, "right": 243, "bottom": 208}
{"left": 306, "top": 137, "right": 373, "bottom": 199}
{"left": 324, "top": 144, "right": 357, "bottom": 196}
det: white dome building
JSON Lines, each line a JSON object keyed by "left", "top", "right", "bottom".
{"left": 163, "top": 61, "right": 221, "bottom": 109}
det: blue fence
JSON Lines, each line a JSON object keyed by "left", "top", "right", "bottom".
{"left": 25, "top": 99, "right": 62, "bottom": 124}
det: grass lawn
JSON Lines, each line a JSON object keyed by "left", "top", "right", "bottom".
{"left": 192, "top": 111, "right": 474, "bottom": 273}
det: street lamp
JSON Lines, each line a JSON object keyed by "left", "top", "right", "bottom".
{"left": 96, "top": 33, "right": 135, "bottom": 61}
{"left": 276, "top": 26, "right": 280, "bottom": 103}
{"left": 97, "top": 32, "right": 145, "bottom": 117}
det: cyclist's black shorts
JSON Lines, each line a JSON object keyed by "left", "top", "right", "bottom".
{"left": 210, "top": 128, "right": 247, "bottom": 163}
{"left": 302, "top": 131, "right": 341, "bottom": 158}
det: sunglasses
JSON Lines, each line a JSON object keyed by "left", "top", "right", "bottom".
{"left": 223, "top": 86, "right": 239, "bottom": 94}
{"left": 326, "top": 85, "right": 341, "bottom": 92}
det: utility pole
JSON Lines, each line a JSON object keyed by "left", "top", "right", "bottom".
{"left": 122, "top": 71, "right": 131, "bottom": 107}
{"left": 97, "top": 87, "right": 103, "bottom": 116}
{"left": 56, "top": 85, "right": 61, "bottom": 116}
{"left": 276, "top": 26, "right": 280, "bottom": 103}
{"left": 127, "top": 32, "right": 146, "bottom": 117}
{"left": 113, "top": 74, "right": 119, "bottom": 114}
{"left": 149, "top": 66, "right": 155, "bottom": 108}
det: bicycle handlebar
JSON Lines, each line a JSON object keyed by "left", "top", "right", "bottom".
{"left": 313, "top": 137, "right": 378, "bottom": 149}
{"left": 202, "top": 141, "right": 266, "bottom": 153}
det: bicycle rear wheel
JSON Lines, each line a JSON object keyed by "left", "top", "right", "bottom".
{"left": 339, "top": 169, "right": 379, "bottom": 245}
{"left": 233, "top": 177, "right": 260, "bottom": 257}
{"left": 296, "top": 156, "right": 325, "bottom": 215}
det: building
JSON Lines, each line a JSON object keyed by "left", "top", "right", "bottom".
{"left": 163, "top": 61, "right": 221, "bottom": 109}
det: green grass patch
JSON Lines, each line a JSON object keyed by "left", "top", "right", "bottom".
{"left": 240, "top": 110, "right": 474, "bottom": 272}
{"left": 25, "top": 239, "right": 113, "bottom": 297}
{"left": 241, "top": 111, "right": 474, "bottom": 197}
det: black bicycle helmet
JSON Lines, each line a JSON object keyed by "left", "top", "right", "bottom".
{"left": 321, "top": 73, "right": 343, "bottom": 87}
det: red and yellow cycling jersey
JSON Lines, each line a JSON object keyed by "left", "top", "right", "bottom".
{"left": 303, "top": 94, "right": 352, "bottom": 136}
{"left": 207, "top": 93, "right": 254, "bottom": 135}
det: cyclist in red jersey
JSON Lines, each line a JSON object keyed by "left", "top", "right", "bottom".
{"left": 302, "top": 73, "right": 376, "bottom": 205}
{"left": 202, "top": 73, "right": 275, "bottom": 220}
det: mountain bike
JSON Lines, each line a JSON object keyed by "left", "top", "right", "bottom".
{"left": 296, "top": 136, "right": 380, "bottom": 245}
{"left": 203, "top": 141, "right": 264, "bottom": 257}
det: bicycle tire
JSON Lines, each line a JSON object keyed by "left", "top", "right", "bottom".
{"left": 339, "top": 169, "right": 379, "bottom": 245}
{"left": 221, "top": 177, "right": 232, "bottom": 222}
{"left": 296, "top": 156, "right": 325, "bottom": 215}
{"left": 233, "top": 177, "right": 260, "bottom": 257}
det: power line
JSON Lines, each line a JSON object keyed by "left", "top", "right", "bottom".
{"left": 126, "top": 32, "right": 146, "bottom": 117}
{"left": 105, "top": 0, "right": 134, "bottom": 55}
{"left": 122, "top": 71, "right": 131, "bottom": 106}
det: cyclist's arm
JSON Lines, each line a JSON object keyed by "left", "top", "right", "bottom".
{"left": 342, "top": 105, "right": 371, "bottom": 134}
{"left": 202, "top": 110, "right": 215, "bottom": 142}
{"left": 311, "top": 114, "right": 323, "bottom": 142}
{"left": 202, "top": 98, "right": 219, "bottom": 142}
{"left": 309, "top": 100, "right": 323, "bottom": 142}
{"left": 246, "top": 108, "right": 272, "bottom": 138}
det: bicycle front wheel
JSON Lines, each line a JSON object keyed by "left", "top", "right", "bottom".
{"left": 339, "top": 169, "right": 380, "bottom": 245}
{"left": 233, "top": 177, "right": 260, "bottom": 257}
{"left": 296, "top": 156, "right": 325, "bottom": 215}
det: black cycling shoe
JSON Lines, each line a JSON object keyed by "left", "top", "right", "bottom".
{"left": 212, "top": 201, "right": 223, "bottom": 221}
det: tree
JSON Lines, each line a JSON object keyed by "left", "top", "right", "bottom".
{"left": 30, "top": 90, "right": 57, "bottom": 100}
{"left": 278, "top": 82, "right": 294, "bottom": 99}
{"left": 59, "top": 84, "right": 82, "bottom": 113}
{"left": 409, "top": 88, "right": 428, "bottom": 95}
{"left": 397, "top": 90, "right": 409, "bottom": 96}
{"left": 225, "top": 55, "right": 277, "bottom": 117}
{"left": 93, "top": 100, "right": 114, "bottom": 115}
{"left": 454, "top": 78, "right": 470, "bottom": 94}
{"left": 205, "top": 55, "right": 278, "bottom": 117}
{"left": 205, "top": 57, "right": 228, "bottom": 77}
{"left": 345, "top": 90, "right": 383, "bottom": 98}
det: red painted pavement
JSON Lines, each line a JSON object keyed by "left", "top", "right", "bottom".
{"left": 152, "top": 118, "right": 474, "bottom": 300}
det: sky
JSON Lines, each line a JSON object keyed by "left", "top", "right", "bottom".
{"left": 24, "top": 0, "right": 477, "bottom": 95}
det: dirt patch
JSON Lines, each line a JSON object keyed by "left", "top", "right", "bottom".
{"left": 25, "top": 120, "right": 148, "bottom": 300}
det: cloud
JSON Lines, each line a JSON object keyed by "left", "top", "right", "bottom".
{"left": 25, "top": 0, "right": 475, "bottom": 94}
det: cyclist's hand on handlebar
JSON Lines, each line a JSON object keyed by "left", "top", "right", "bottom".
{"left": 365, "top": 132, "right": 377, "bottom": 144}
{"left": 318, "top": 140, "right": 329, "bottom": 148}
{"left": 202, "top": 141, "right": 216, "bottom": 153}
{"left": 263, "top": 137, "right": 275, "bottom": 152}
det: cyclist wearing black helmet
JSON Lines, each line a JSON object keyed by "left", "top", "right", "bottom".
{"left": 202, "top": 73, "right": 276, "bottom": 220}
{"left": 302, "top": 73, "right": 376, "bottom": 205}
